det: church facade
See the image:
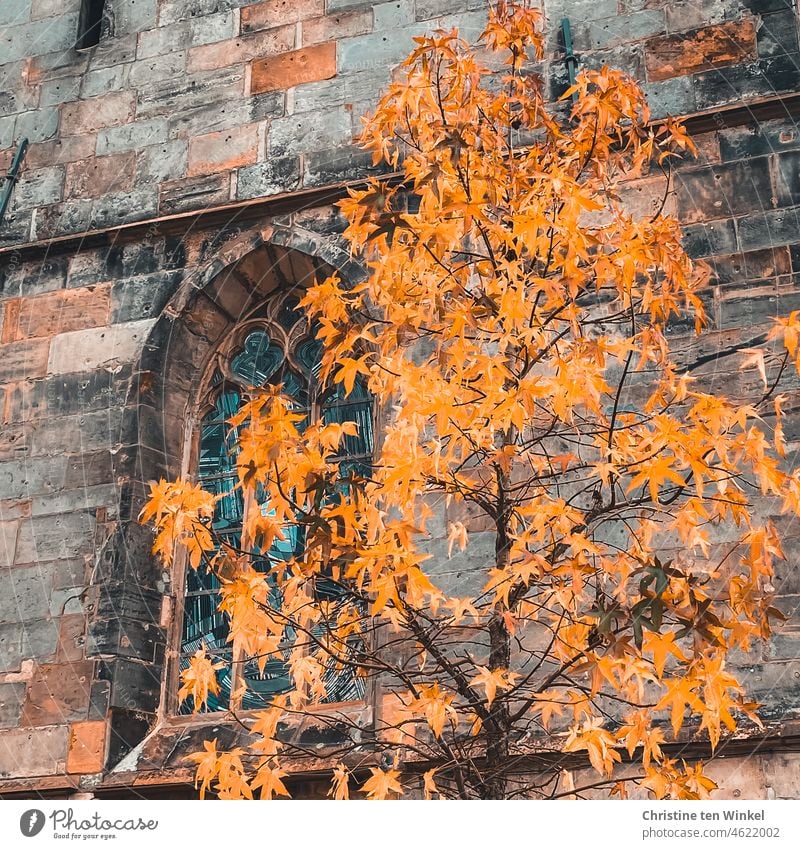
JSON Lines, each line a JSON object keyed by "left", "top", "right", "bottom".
{"left": 0, "top": 0, "right": 800, "bottom": 798}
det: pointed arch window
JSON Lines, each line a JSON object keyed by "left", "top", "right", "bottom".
{"left": 178, "top": 294, "right": 373, "bottom": 714}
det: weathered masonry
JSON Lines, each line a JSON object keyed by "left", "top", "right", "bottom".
{"left": 1, "top": 0, "right": 800, "bottom": 798}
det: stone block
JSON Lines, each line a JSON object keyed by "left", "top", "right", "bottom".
{"left": 25, "top": 135, "right": 97, "bottom": 169}
{"left": 337, "top": 24, "right": 429, "bottom": 74}
{"left": 12, "top": 285, "right": 111, "bottom": 340}
{"left": 0, "top": 14, "right": 79, "bottom": 62}
{"left": 134, "top": 139, "right": 189, "bottom": 185}
{"left": 302, "top": 10, "right": 373, "bottom": 45}
{"left": 14, "top": 512, "right": 97, "bottom": 565}
{"left": 737, "top": 207, "right": 800, "bottom": 253}
{"left": 6, "top": 366, "right": 132, "bottom": 422}
{"left": 111, "top": 0, "right": 157, "bottom": 35}
{"left": 0, "top": 521, "right": 18, "bottom": 568}
{"left": 21, "top": 661, "right": 94, "bottom": 726}
{"left": 64, "top": 153, "right": 136, "bottom": 199}
{"left": 33, "top": 187, "right": 159, "bottom": 240}
{"left": 268, "top": 107, "right": 351, "bottom": 157}
{"left": 80, "top": 63, "right": 132, "bottom": 99}
{"left": 32, "top": 0, "right": 81, "bottom": 20}
{"left": 39, "top": 76, "right": 82, "bottom": 107}
{"left": 693, "top": 52, "right": 800, "bottom": 111}
{"left": 297, "top": 70, "right": 389, "bottom": 114}
{"left": 187, "top": 123, "right": 260, "bottom": 177}
{"left": 674, "top": 157, "right": 773, "bottom": 225}
{"left": 0, "top": 0, "right": 32, "bottom": 27}
{"left": 374, "top": 0, "right": 414, "bottom": 29}
{"left": 137, "top": 11, "right": 238, "bottom": 58}
{"left": 719, "top": 119, "right": 800, "bottom": 162}
{"left": 31, "top": 408, "right": 123, "bottom": 456}
{"left": 575, "top": 10, "right": 666, "bottom": 51}
{"left": 14, "top": 107, "right": 60, "bottom": 143}
{"left": 66, "top": 719, "right": 107, "bottom": 774}
{"left": 158, "top": 173, "right": 231, "bottom": 214}
{"left": 95, "top": 118, "right": 167, "bottom": 155}
{"left": 1, "top": 563, "right": 53, "bottom": 622}
{"left": 60, "top": 92, "right": 137, "bottom": 137}
{"left": 0, "top": 682, "right": 26, "bottom": 729}
{"left": 774, "top": 151, "right": 800, "bottom": 207}
{"left": 0, "top": 725, "right": 69, "bottom": 779}
{"left": 251, "top": 43, "right": 337, "bottom": 93}
{"left": 414, "top": 0, "right": 485, "bottom": 18}
{"left": 97, "top": 657, "right": 161, "bottom": 712}
{"left": 0, "top": 338, "right": 49, "bottom": 383}
{"left": 110, "top": 270, "right": 184, "bottom": 322}
{"left": 11, "top": 166, "right": 64, "bottom": 211}
{"left": 242, "top": 0, "right": 324, "bottom": 31}
{"left": 187, "top": 25, "right": 296, "bottom": 73}
{"left": 128, "top": 51, "right": 188, "bottom": 88}
{"left": 47, "top": 318, "right": 155, "bottom": 375}
{"left": 681, "top": 217, "right": 738, "bottom": 258}
{"left": 55, "top": 614, "right": 86, "bottom": 664}
{"left": 645, "top": 18, "right": 757, "bottom": 82}
{"left": 0, "top": 456, "right": 68, "bottom": 503}
{"left": 0, "top": 618, "right": 59, "bottom": 672}
{"left": 137, "top": 66, "right": 245, "bottom": 122}
{"left": 756, "top": 8, "right": 800, "bottom": 58}
{"left": 236, "top": 156, "right": 301, "bottom": 200}
{"left": 157, "top": 0, "right": 251, "bottom": 27}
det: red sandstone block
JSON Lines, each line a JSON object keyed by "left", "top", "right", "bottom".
{"left": 645, "top": 18, "right": 757, "bottom": 82}
{"left": 251, "top": 42, "right": 337, "bottom": 94}
{"left": 64, "top": 153, "right": 135, "bottom": 199}
{"left": 66, "top": 720, "right": 106, "bottom": 775}
{"left": 188, "top": 123, "right": 260, "bottom": 176}
{"left": 14, "top": 286, "right": 112, "bottom": 340}
{"left": 25, "top": 135, "right": 97, "bottom": 169}
{"left": 60, "top": 92, "right": 136, "bottom": 136}
{"left": 302, "top": 11, "right": 373, "bottom": 46}
{"left": 187, "top": 25, "right": 296, "bottom": 73}
{"left": 242, "top": 0, "right": 325, "bottom": 32}
{"left": 21, "top": 661, "right": 94, "bottom": 727}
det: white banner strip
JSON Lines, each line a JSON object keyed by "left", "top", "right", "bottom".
{"left": 2, "top": 800, "right": 799, "bottom": 848}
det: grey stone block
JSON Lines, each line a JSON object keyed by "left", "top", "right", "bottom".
{"left": 268, "top": 108, "right": 352, "bottom": 158}
{"left": 0, "top": 14, "right": 79, "bottom": 62}
{"left": 0, "top": 682, "right": 26, "bottom": 729}
{"left": 109, "top": 0, "right": 157, "bottom": 34}
{"left": 157, "top": 0, "right": 250, "bottom": 27}
{"left": 80, "top": 63, "right": 132, "bottom": 99}
{"left": 134, "top": 139, "right": 189, "bottom": 185}
{"left": 236, "top": 156, "right": 301, "bottom": 200}
{"left": 12, "top": 166, "right": 64, "bottom": 210}
{"left": 15, "top": 512, "right": 97, "bottom": 564}
{"left": 0, "top": 0, "right": 32, "bottom": 27}
{"left": 39, "top": 75, "right": 81, "bottom": 107}
{"left": 127, "top": 51, "right": 187, "bottom": 87}
{"left": 337, "top": 25, "right": 430, "bottom": 74}
{"left": 14, "top": 107, "right": 59, "bottom": 143}
{"left": 374, "top": 0, "right": 415, "bottom": 29}
{"left": 643, "top": 76, "right": 697, "bottom": 121}
{"left": 96, "top": 117, "right": 169, "bottom": 155}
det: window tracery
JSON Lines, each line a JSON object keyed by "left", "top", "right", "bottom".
{"left": 179, "top": 294, "right": 373, "bottom": 713}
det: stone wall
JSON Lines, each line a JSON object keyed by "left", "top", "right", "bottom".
{"left": 0, "top": 0, "right": 799, "bottom": 796}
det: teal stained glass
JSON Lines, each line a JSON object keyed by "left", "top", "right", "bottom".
{"left": 180, "top": 324, "right": 371, "bottom": 713}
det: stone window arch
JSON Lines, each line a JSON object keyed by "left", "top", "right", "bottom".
{"left": 177, "top": 291, "right": 374, "bottom": 714}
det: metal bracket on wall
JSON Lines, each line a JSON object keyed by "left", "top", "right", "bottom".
{"left": 561, "top": 18, "right": 579, "bottom": 103}
{"left": 0, "top": 137, "right": 29, "bottom": 228}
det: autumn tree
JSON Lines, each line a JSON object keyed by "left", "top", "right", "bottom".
{"left": 142, "top": 1, "right": 800, "bottom": 799}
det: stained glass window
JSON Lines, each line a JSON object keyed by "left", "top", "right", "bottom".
{"left": 178, "top": 297, "right": 373, "bottom": 713}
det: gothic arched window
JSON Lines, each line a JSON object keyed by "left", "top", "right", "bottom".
{"left": 178, "top": 294, "right": 373, "bottom": 713}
